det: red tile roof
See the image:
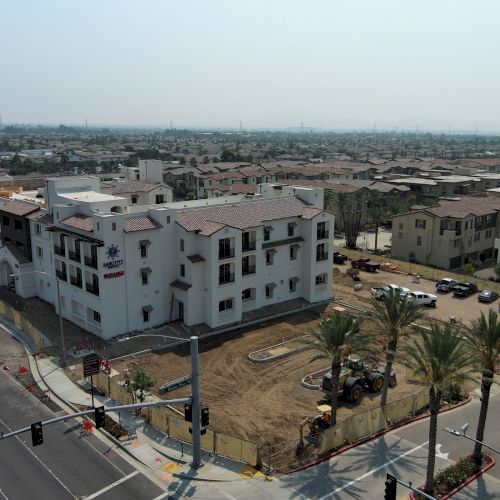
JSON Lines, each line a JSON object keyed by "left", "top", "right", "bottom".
{"left": 0, "top": 197, "right": 39, "bottom": 217}
{"left": 123, "top": 217, "right": 163, "bottom": 232}
{"left": 60, "top": 214, "right": 94, "bottom": 232}
{"left": 177, "top": 196, "right": 323, "bottom": 233}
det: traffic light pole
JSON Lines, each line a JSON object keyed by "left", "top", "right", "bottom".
{"left": 0, "top": 398, "right": 191, "bottom": 441}
{"left": 389, "top": 476, "right": 437, "bottom": 500}
{"left": 190, "top": 335, "right": 202, "bottom": 469}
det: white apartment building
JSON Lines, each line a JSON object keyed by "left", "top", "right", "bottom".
{"left": 6, "top": 177, "right": 334, "bottom": 340}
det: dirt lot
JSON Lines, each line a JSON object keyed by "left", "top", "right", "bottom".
{"left": 112, "top": 306, "right": 425, "bottom": 450}
{"left": 333, "top": 265, "right": 498, "bottom": 324}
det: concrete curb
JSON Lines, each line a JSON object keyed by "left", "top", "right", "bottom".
{"left": 278, "top": 393, "right": 473, "bottom": 475}
{"left": 408, "top": 454, "right": 496, "bottom": 499}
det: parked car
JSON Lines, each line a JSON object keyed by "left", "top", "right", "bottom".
{"left": 451, "top": 282, "right": 478, "bottom": 297}
{"left": 478, "top": 290, "right": 499, "bottom": 303}
{"left": 406, "top": 291, "right": 438, "bottom": 307}
{"left": 435, "top": 278, "right": 457, "bottom": 293}
{"left": 351, "top": 258, "right": 380, "bottom": 272}
{"left": 371, "top": 284, "right": 411, "bottom": 300}
{"left": 333, "top": 252, "right": 348, "bottom": 265}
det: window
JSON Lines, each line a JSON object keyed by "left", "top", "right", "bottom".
{"left": 290, "top": 245, "right": 297, "bottom": 260}
{"left": 398, "top": 232, "right": 403, "bottom": 240}
{"left": 242, "top": 231, "right": 255, "bottom": 251}
{"left": 16, "top": 241, "right": 24, "bottom": 249}
{"left": 218, "top": 238, "right": 233, "bottom": 259}
{"left": 263, "top": 227, "right": 272, "bottom": 241}
{"left": 112, "top": 223, "right": 116, "bottom": 231}
{"left": 454, "top": 239, "right": 461, "bottom": 248}
{"left": 180, "top": 264, "right": 185, "bottom": 277}
{"left": 288, "top": 223, "right": 296, "bottom": 237}
{"left": 141, "top": 271, "right": 149, "bottom": 285}
{"left": 289, "top": 277, "right": 299, "bottom": 292}
{"left": 155, "top": 194, "right": 165, "bottom": 204}
{"left": 242, "top": 288, "right": 253, "bottom": 301}
{"left": 265, "top": 284, "right": 275, "bottom": 298}
{"left": 35, "top": 224, "right": 41, "bottom": 235}
{"left": 2, "top": 216, "right": 9, "bottom": 225}
{"left": 398, "top": 223, "right": 403, "bottom": 230}
{"left": 464, "top": 221, "right": 469, "bottom": 230}
{"left": 93, "top": 310, "right": 101, "bottom": 323}
{"left": 131, "top": 195, "right": 139, "bottom": 204}
{"left": 474, "top": 232, "right": 481, "bottom": 242}
{"left": 140, "top": 243, "right": 148, "bottom": 258}
{"left": 316, "top": 243, "right": 328, "bottom": 262}
{"left": 36, "top": 246, "right": 43, "bottom": 258}
{"left": 316, "top": 221, "right": 328, "bottom": 239}
{"left": 266, "top": 250, "right": 275, "bottom": 265}
{"left": 416, "top": 236, "right": 422, "bottom": 246}
{"left": 315, "top": 273, "right": 327, "bottom": 286}
{"left": 485, "top": 229, "right": 493, "bottom": 239}
{"left": 219, "top": 263, "right": 234, "bottom": 285}
{"left": 415, "top": 219, "right": 426, "bottom": 229}
{"left": 167, "top": 216, "right": 171, "bottom": 224}
{"left": 242, "top": 255, "right": 256, "bottom": 275}
{"left": 180, "top": 239, "right": 185, "bottom": 252}
{"left": 14, "top": 220, "right": 22, "bottom": 230}
{"left": 143, "top": 309, "right": 150, "bottom": 322}
{"left": 218, "top": 298, "right": 233, "bottom": 312}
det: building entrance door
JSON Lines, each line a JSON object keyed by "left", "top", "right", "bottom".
{"left": 178, "top": 301, "right": 184, "bottom": 322}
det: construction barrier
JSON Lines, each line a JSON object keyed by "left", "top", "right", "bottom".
{"left": 0, "top": 299, "right": 52, "bottom": 353}
{"left": 318, "top": 388, "right": 429, "bottom": 455}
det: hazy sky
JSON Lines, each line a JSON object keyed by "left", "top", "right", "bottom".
{"left": 2, "top": 1, "right": 500, "bottom": 130}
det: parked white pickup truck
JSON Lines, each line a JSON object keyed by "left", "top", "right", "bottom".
{"left": 370, "top": 284, "right": 411, "bottom": 300}
{"left": 405, "top": 291, "right": 438, "bottom": 307}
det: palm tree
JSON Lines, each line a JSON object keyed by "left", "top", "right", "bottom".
{"left": 402, "top": 324, "right": 474, "bottom": 494}
{"left": 366, "top": 191, "right": 386, "bottom": 253}
{"left": 370, "top": 290, "right": 423, "bottom": 407}
{"left": 306, "top": 312, "right": 375, "bottom": 426}
{"left": 464, "top": 310, "right": 500, "bottom": 465}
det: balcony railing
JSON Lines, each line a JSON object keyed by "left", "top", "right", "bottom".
{"left": 54, "top": 245, "right": 66, "bottom": 256}
{"left": 316, "top": 253, "right": 328, "bottom": 262}
{"left": 86, "top": 282, "right": 100, "bottom": 296}
{"left": 55, "top": 270, "right": 67, "bottom": 281}
{"left": 68, "top": 250, "right": 81, "bottom": 262}
{"left": 70, "top": 276, "right": 82, "bottom": 288}
{"left": 218, "top": 249, "right": 235, "bottom": 260}
{"left": 84, "top": 256, "right": 98, "bottom": 269}
{"left": 242, "top": 242, "right": 256, "bottom": 252}
{"left": 317, "top": 231, "right": 329, "bottom": 240}
{"left": 242, "top": 265, "right": 256, "bottom": 276}
{"left": 219, "top": 273, "right": 235, "bottom": 285}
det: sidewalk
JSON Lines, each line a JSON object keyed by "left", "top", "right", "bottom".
{"left": 0, "top": 317, "right": 290, "bottom": 499}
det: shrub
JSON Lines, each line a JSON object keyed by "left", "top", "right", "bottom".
{"left": 433, "top": 457, "right": 480, "bottom": 496}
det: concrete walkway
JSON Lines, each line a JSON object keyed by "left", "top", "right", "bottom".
{"left": 0, "top": 317, "right": 291, "bottom": 499}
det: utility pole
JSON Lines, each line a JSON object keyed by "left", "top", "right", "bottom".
{"left": 190, "top": 335, "right": 202, "bottom": 468}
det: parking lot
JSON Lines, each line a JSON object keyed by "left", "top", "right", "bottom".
{"left": 334, "top": 266, "right": 499, "bottom": 324}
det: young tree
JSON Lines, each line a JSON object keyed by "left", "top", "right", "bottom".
{"left": 306, "top": 313, "right": 375, "bottom": 426}
{"left": 129, "top": 367, "right": 155, "bottom": 403}
{"left": 370, "top": 290, "right": 423, "bottom": 407}
{"left": 189, "top": 157, "right": 198, "bottom": 168}
{"left": 402, "top": 325, "right": 474, "bottom": 494}
{"left": 464, "top": 310, "right": 500, "bottom": 465}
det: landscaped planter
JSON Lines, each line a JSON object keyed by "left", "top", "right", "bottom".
{"left": 409, "top": 454, "right": 495, "bottom": 499}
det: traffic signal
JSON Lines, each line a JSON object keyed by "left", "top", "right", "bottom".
{"left": 201, "top": 407, "right": 209, "bottom": 427}
{"left": 95, "top": 406, "right": 106, "bottom": 429}
{"left": 384, "top": 473, "right": 397, "bottom": 500}
{"left": 31, "top": 422, "right": 43, "bottom": 446}
{"left": 184, "top": 403, "right": 192, "bottom": 422}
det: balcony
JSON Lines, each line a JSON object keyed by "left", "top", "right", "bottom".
{"left": 86, "top": 282, "right": 100, "bottom": 296}
{"left": 70, "top": 276, "right": 82, "bottom": 288}
{"left": 242, "top": 265, "right": 256, "bottom": 276}
{"left": 219, "top": 273, "right": 235, "bottom": 286}
{"left": 54, "top": 245, "right": 66, "bottom": 256}
{"left": 84, "top": 256, "right": 98, "bottom": 269}
{"left": 218, "top": 249, "right": 235, "bottom": 260}
{"left": 242, "top": 241, "right": 256, "bottom": 252}
{"left": 316, "top": 252, "right": 328, "bottom": 262}
{"left": 68, "top": 250, "right": 81, "bottom": 262}
{"left": 317, "top": 230, "right": 329, "bottom": 240}
{"left": 55, "top": 270, "right": 67, "bottom": 281}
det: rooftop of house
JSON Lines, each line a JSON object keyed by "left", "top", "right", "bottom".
{"left": 176, "top": 196, "right": 323, "bottom": 235}
{"left": 0, "top": 197, "right": 40, "bottom": 217}
{"left": 410, "top": 196, "right": 500, "bottom": 219}
{"left": 206, "top": 183, "right": 258, "bottom": 195}
{"left": 58, "top": 191, "right": 124, "bottom": 203}
{"left": 101, "top": 180, "right": 172, "bottom": 194}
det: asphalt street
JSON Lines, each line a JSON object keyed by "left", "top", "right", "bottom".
{"left": 281, "top": 392, "right": 500, "bottom": 499}
{"left": 0, "top": 329, "right": 165, "bottom": 500}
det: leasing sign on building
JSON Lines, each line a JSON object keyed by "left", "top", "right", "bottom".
{"left": 103, "top": 243, "right": 125, "bottom": 279}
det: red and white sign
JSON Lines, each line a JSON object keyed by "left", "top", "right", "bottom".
{"left": 104, "top": 270, "right": 125, "bottom": 279}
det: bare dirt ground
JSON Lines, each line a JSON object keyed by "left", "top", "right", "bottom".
{"left": 111, "top": 306, "right": 425, "bottom": 450}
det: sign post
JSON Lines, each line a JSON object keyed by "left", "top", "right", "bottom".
{"left": 83, "top": 354, "right": 100, "bottom": 408}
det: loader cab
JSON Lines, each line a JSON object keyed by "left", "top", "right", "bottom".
{"left": 344, "top": 355, "right": 364, "bottom": 372}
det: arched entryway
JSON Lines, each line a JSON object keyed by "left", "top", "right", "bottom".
{"left": 110, "top": 206, "right": 123, "bottom": 213}
{"left": 0, "top": 260, "right": 14, "bottom": 287}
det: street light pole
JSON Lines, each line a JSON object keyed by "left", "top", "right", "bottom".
{"left": 11, "top": 271, "right": 65, "bottom": 368}
{"left": 444, "top": 424, "right": 500, "bottom": 455}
